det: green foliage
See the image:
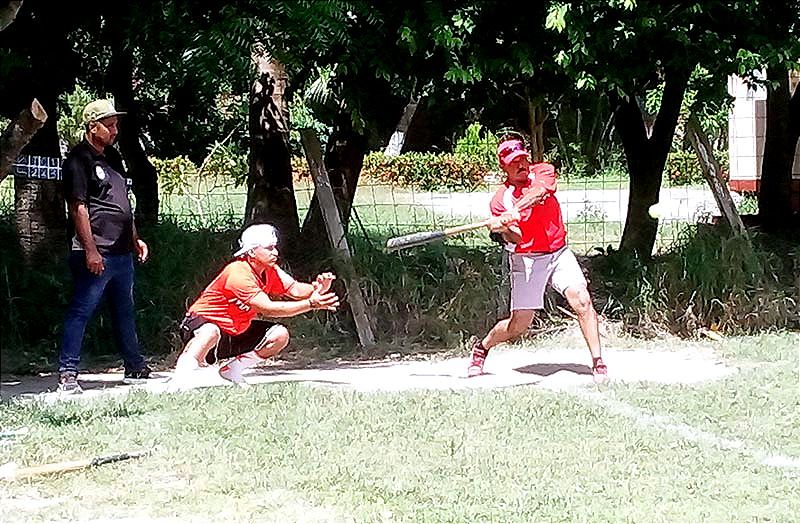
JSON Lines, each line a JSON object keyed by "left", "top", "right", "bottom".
{"left": 57, "top": 84, "right": 100, "bottom": 150}
{"left": 547, "top": 144, "right": 628, "bottom": 181}
{"left": 452, "top": 123, "right": 497, "bottom": 168}
{"left": 663, "top": 151, "right": 705, "bottom": 186}
{"left": 591, "top": 227, "right": 799, "bottom": 336}
{"left": 644, "top": 66, "right": 731, "bottom": 153}
{"left": 352, "top": 237, "right": 505, "bottom": 347}
{"left": 663, "top": 150, "right": 730, "bottom": 187}
{"left": 736, "top": 193, "right": 759, "bottom": 215}
{"left": 150, "top": 156, "right": 199, "bottom": 196}
{"left": 361, "top": 123, "right": 504, "bottom": 190}
{"left": 289, "top": 92, "right": 332, "bottom": 155}
{"left": 201, "top": 140, "right": 249, "bottom": 185}
{"left": 362, "top": 152, "right": 491, "bottom": 191}
{"left": 151, "top": 141, "right": 248, "bottom": 197}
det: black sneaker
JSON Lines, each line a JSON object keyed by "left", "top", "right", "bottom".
{"left": 123, "top": 366, "right": 153, "bottom": 384}
{"left": 58, "top": 371, "right": 83, "bottom": 394}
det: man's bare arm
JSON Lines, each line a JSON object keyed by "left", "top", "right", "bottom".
{"left": 249, "top": 289, "right": 340, "bottom": 317}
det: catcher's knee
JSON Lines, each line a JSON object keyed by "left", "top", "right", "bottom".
{"left": 269, "top": 324, "right": 290, "bottom": 350}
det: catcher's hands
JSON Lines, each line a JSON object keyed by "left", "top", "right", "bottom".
{"left": 312, "top": 272, "right": 336, "bottom": 294}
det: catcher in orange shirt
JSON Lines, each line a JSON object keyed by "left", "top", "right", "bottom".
{"left": 174, "top": 224, "right": 339, "bottom": 384}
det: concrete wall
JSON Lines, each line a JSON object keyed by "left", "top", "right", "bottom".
{"left": 727, "top": 73, "right": 800, "bottom": 194}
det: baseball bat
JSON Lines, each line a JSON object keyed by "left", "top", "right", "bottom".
{"left": 385, "top": 218, "right": 494, "bottom": 252}
{"left": 0, "top": 449, "right": 153, "bottom": 481}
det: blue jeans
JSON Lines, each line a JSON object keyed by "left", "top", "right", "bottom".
{"left": 59, "top": 252, "right": 146, "bottom": 373}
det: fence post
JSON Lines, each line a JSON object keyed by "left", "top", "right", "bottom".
{"left": 300, "top": 128, "right": 376, "bottom": 348}
{"left": 686, "top": 114, "right": 747, "bottom": 236}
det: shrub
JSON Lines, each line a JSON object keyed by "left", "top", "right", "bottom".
{"left": 362, "top": 152, "right": 491, "bottom": 191}
{"left": 453, "top": 123, "right": 498, "bottom": 168}
{"left": 590, "top": 226, "right": 799, "bottom": 336}
{"left": 665, "top": 149, "right": 730, "bottom": 187}
{"left": 151, "top": 156, "right": 199, "bottom": 196}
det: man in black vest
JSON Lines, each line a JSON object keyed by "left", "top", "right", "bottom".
{"left": 59, "top": 99, "right": 152, "bottom": 393}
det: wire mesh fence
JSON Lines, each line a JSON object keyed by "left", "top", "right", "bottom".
{"left": 158, "top": 173, "right": 733, "bottom": 255}
{"left": 0, "top": 172, "right": 738, "bottom": 255}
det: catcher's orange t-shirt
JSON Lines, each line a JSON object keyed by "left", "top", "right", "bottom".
{"left": 188, "top": 260, "right": 290, "bottom": 335}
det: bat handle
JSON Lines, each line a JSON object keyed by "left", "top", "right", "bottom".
{"left": 442, "top": 218, "right": 493, "bottom": 236}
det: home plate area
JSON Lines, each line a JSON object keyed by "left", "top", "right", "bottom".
{"left": 1, "top": 343, "right": 737, "bottom": 401}
{"left": 163, "top": 344, "right": 736, "bottom": 393}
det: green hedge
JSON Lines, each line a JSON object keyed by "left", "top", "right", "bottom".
{"left": 665, "top": 149, "right": 730, "bottom": 186}
{"left": 361, "top": 152, "right": 495, "bottom": 191}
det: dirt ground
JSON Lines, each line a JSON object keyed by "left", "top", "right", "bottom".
{"left": 0, "top": 337, "right": 736, "bottom": 402}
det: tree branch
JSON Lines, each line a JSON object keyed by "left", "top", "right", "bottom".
{"left": 0, "top": 0, "right": 23, "bottom": 32}
{"left": 0, "top": 98, "right": 47, "bottom": 183}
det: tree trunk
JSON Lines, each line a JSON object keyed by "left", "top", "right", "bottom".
{"left": 108, "top": 35, "right": 159, "bottom": 225}
{"left": 583, "top": 96, "right": 612, "bottom": 174}
{"left": 759, "top": 67, "right": 797, "bottom": 229}
{"left": 301, "top": 114, "right": 366, "bottom": 251}
{"left": 616, "top": 67, "right": 690, "bottom": 258}
{"left": 0, "top": 98, "right": 46, "bottom": 182}
{"left": 526, "top": 95, "right": 546, "bottom": 162}
{"left": 686, "top": 114, "right": 746, "bottom": 235}
{"left": 0, "top": 0, "right": 23, "bottom": 32}
{"left": 14, "top": 93, "right": 65, "bottom": 262}
{"left": 245, "top": 55, "right": 300, "bottom": 258}
{"left": 384, "top": 94, "right": 420, "bottom": 156}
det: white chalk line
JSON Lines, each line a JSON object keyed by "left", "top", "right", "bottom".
{"left": 572, "top": 387, "right": 800, "bottom": 474}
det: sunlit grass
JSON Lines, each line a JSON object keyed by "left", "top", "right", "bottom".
{"left": 0, "top": 333, "right": 798, "bottom": 523}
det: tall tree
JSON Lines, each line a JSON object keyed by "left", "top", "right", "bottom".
{"left": 246, "top": 53, "right": 300, "bottom": 257}
{"left": 0, "top": 2, "right": 81, "bottom": 260}
{"left": 104, "top": 3, "right": 160, "bottom": 224}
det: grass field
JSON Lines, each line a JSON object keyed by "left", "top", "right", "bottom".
{"left": 1, "top": 332, "right": 797, "bottom": 522}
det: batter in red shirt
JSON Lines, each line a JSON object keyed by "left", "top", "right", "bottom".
{"left": 468, "top": 136, "right": 608, "bottom": 383}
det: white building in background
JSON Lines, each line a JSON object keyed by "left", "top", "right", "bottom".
{"left": 727, "top": 71, "right": 800, "bottom": 211}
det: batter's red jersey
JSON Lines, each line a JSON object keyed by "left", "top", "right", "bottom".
{"left": 489, "top": 162, "right": 566, "bottom": 254}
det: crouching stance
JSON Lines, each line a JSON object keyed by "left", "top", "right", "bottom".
{"left": 468, "top": 137, "right": 608, "bottom": 383}
{"left": 175, "top": 224, "right": 339, "bottom": 384}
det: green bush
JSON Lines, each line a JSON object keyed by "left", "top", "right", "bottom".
{"left": 362, "top": 152, "right": 492, "bottom": 191}
{"left": 57, "top": 85, "right": 99, "bottom": 149}
{"left": 453, "top": 122, "right": 497, "bottom": 168}
{"left": 152, "top": 150, "right": 309, "bottom": 195}
{"left": 664, "top": 149, "right": 730, "bottom": 187}
{"left": 151, "top": 156, "right": 199, "bottom": 196}
{"left": 360, "top": 123, "right": 504, "bottom": 191}
{"left": 590, "top": 226, "right": 799, "bottom": 336}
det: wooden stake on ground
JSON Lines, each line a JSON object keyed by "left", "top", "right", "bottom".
{"left": 686, "top": 114, "right": 747, "bottom": 236}
{"left": 300, "top": 129, "right": 375, "bottom": 348}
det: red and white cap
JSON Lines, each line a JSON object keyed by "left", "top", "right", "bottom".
{"left": 497, "top": 139, "right": 529, "bottom": 167}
